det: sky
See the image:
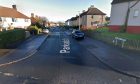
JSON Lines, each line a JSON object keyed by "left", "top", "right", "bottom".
{"left": 0, "top": 0, "right": 112, "bottom": 22}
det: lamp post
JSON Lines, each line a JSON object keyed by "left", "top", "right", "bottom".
{"left": 78, "top": 11, "right": 80, "bottom": 30}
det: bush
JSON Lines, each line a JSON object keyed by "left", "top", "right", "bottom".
{"left": 27, "top": 26, "right": 42, "bottom": 35}
{"left": 0, "top": 29, "right": 25, "bottom": 48}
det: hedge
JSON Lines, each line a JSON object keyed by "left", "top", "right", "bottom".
{"left": 27, "top": 26, "right": 42, "bottom": 35}
{"left": 0, "top": 29, "right": 25, "bottom": 48}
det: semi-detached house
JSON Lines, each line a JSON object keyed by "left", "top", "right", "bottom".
{"left": 67, "top": 5, "right": 106, "bottom": 30}
{"left": 0, "top": 5, "right": 31, "bottom": 31}
{"left": 109, "top": 0, "right": 140, "bottom": 34}
{"left": 80, "top": 5, "right": 106, "bottom": 30}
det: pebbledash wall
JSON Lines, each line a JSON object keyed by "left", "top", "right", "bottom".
{"left": 109, "top": 1, "right": 140, "bottom": 34}
{"left": 80, "top": 15, "right": 106, "bottom": 30}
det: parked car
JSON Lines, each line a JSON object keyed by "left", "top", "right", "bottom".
{"left": 72, "top": 30, "right": 85, "bottom": 40}
{"left": 42, "top": 29, "right": 49, "bottom": 34}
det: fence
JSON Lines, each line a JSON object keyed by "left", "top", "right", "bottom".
{"left": 85, "top": 31, "right": 140, "bottom": 50}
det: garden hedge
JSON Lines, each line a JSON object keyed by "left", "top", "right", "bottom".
{"left": 0, "top": 29, "right": 25, "bottom": 48}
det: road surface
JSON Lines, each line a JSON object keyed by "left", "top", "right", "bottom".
{"left": 0, "top": 27, "right": 139, "bottom": 84}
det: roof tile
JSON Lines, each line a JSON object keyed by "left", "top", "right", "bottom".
{"left": 80, "top": 7, "right": 106, "bottom": 17}
{"left": 0, "top": 6, "right": 29, "bottom": 19}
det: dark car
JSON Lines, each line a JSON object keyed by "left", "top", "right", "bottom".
{"left": 72, "top": 30, "right": 85, "bottom": 40}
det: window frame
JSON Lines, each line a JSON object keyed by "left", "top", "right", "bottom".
{"left": 133, "top": 9, "right": 139, "bottom": 17}
{"left": 12, "top": 18, "right": 17, "bottom": 22}
{"left": 25, "top": 19, "right": 28, "bottom": 22}
{"left": 0, "top": 17, "right": 2, "bottom": 22}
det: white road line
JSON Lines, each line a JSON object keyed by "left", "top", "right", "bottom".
{"left": 0, "top": 50, "right": 37, "bottom": 67}
{"left": 31, "top": 76, "right": 39, "bottom": 80}
{"left": 3, "top": 73, "right": 14, "bottom": 77}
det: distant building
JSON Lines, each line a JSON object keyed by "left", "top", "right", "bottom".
{"left": 65, "top": 19, "right": 70, "bottom": 26}
{"left": 67, "top": 5, "right": 106, "bottom": 30}
{"left": 30, "top": 13, "right": 37, "bottom": 25}
{"left": 109, "top": 0, "right": 140, "bottom": 34}
{"left": 0, "top": 5, "right": 31, "bottom": 30}
{"left": 80, "top": 5, "right": 106, "bottom": 29}
{"left": 49, "top": 22, "right": 57, "bottom": 27}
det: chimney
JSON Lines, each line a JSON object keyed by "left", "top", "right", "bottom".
{"left": 12, "top": 5, "right": 17, "bottom": 10}
{"left": 90, "top": 5, "right": 94, "bottom": 8}
{"left": 82, "top": 10, "right": 86, "bottom": 13}
{"left": 31, "top": 13, "right": 34, "bottom": 17}
{"left": 88, "top": 5, "right": 95, "bottom": 9}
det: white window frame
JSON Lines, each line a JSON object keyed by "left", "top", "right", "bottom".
{"left": 12, "top": 18, "right": 17, "bottom": 22}
{"left": 91, "top": 15, "right": 94, "bottom": 19}
{"left": 3, "top": 17, "right": 6, "bottom": 21}
{"left": 0, "top": 17, "right": 2, "bottom": 21}
{"left": 133, "top": 9, "right": 139, "bottom": 17}
{"left": 25, "top": 19, "right": 28, "bottom": 22}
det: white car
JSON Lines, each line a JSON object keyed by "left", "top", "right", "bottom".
{"left": 42, "top": 29, "right": 49, "bottom": 34}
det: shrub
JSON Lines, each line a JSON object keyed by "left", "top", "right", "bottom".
{"left": 0, "top": 29, "right": 25, "bottom": 48}
{"left": 28, "top": 26, "right": 42, "bottom": 35}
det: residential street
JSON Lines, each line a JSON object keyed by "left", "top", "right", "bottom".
{"left": 0, "top": 27, "right": 139, "bottom": 84}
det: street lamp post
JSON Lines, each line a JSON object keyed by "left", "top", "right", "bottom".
{"left": 78, "top": 11, "right": 80, "bottom": 30}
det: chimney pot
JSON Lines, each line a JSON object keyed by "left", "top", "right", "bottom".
{"left": 12, "top": 5, "right": 17, "bottom": 10}
{"left": 82, "top": 10, "right": 86, "bottom": 13}
{"left": 90, "top": 5, "right": 94, "bottom": 8}
{"left": 31, "top": 13, "right": 34, "bottom": 17}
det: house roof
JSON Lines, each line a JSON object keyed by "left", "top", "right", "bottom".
{"left": 65, "top": 19, "right": 70, "bottom": 22}
{"left": 0, "top": 6, "right": 29, "bottom": 19}
{"left": 70, "top": 17, "right": 78, "bottom": 21}
{"left": 80, "top": 7, "right": 106, "bottom": 17}
{"left": 111, "top": 0, "right": 136, "bottom": 4}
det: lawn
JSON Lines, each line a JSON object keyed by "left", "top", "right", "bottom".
{"left": 96, "top": 28, "right": 140, "bottom": 40}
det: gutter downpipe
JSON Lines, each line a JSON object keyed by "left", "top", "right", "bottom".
{"left": 124, "top": 0, "right": 140, "bottom": 32}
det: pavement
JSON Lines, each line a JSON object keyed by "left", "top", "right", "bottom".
{"left": 0, "top": 28, "right": 139, "bottom": 84}
{"left": 0, "top": 34, "right": 47, "bottom": 66}
{"left": 0, "top": 49, "right": 13, "bottom": 56}
{"left": 79, "top": 37, "right": 140, "bottom": 78}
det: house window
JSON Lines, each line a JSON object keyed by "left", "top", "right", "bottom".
{"left": 91, "top": 15, "right": 94, "bottom": 19}
{"left": 3, "top": 18, "right": 6, "bottom": 21}
{"left": 25, "top": 19, "right": 28, "bottom": 22}
{"left": 12, "top": 18, "right": 17, "bottom": 22}
{"left": 134, "top": 10, "right": 139, "bottom": 17}
{"left": 91, "top": 21, "right": 99, "bottom": 26}
{"left": 0, "top": 17, "right": 2, "bottom": 21}
{"left": 91, "top": 22, "right": 94, "bottom": 25}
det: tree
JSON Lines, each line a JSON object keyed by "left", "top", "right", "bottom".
{"left": 105, "top": 16, "right": 110, "bottom": 22}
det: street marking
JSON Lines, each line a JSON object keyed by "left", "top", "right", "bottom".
{"left": 119, "top": 79, "right": 122, "bottom": 83}
{"left": 3, "top": 73, "right": 14, "bottom": 77}
{"left": 60, "top": 38, "right": 70, "bottom": 54}
{"left": 31, "top": 76, "right": 39, "bottom": 80}
{"left": 0, "top": 50, "right": 37, "bottom": 67}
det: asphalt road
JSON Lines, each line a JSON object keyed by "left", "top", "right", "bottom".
{"left": 0, "top": 27, "right": 139, "bottom": 84}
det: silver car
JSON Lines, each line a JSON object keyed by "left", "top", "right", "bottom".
{"left": 42, "top": 29, "right": 49, "bottom": 34}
